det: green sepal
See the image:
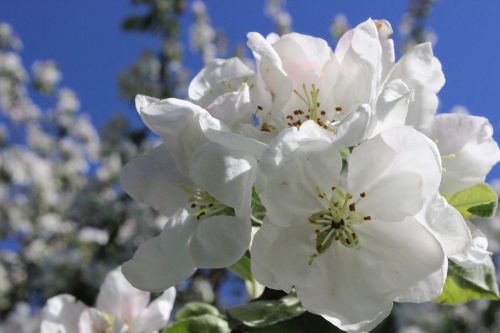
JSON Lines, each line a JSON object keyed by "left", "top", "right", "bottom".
{"left": 435, "top": 259, "right": 499, "bottom": 305}
{"left": 229, "top": 253, "right": 265, "bottom": 299}
{"left": 162, "top": 314, "right": 230, "bottom": 333}
{"left": 227, "top": 295, "right": 305, "bottom": 328}
{"left": 176, "top": 302, "right": 220, "bottom": 320}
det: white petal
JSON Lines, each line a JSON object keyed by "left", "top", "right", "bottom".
{"left": 369, "top": 79, "right": 411, "bottom": 137}
{"left": 418, "top": 195, "right": 472, "bottom": 256}
{"left": 423, "top": 114, "right": 500, "bottom": 194}
{"left": 135, "top": 96, "right": 226, "bottom": 172}
{"left": 297, "top": 218, "right": 444, "bottom": 332}
{"left": 189, "top": 215, "right": 251, "bottom": 268}
{"left": 41, "top": 294, "right": 87, "bottom": 333}
{"left": 205, "top": 84, "right": 252, "bottom": 126}
{"left": 349, "top": 127, "right": 442, "bottom": 222}
{"left": 259, "top": 120, "right": 335, "bottom": 171}
{"left": 250, "top": 221, "right": 290, "bottom": 291}
{"left": 120, "top": 144, "right": 192, "bottom": 216}
{"left": 272, "top": 32, "right": 333, "bottom": 85}
{"left": 247, "top": 32, "right": 293, "bottom": 112}
{"left": 329, "top": 104, "right": 371, "bottom": 147}
{"left": 96, "top": 267, "right": 150, "bottom": 322}
{"left": 188, "top": 58, "right": 254, "bottom": 107}
{"left": 122, "top": 209, "right": 197, "bottom": 292}
{"left": 251, "top": 221, "right": 316, "bottom": 292}
{"left": 395, "top": 261, "right": 447, "bottom": 303}
{"left": 131, "top": 288, "right": 176, "bottom": 333}
{"left": 389, "top": 43, "right": 445, "bottom": 128}
{"left": 189, "top": 142, "right": 256, "bottom": 215}
{"left": 79, "top": 308, "right": 127, "bottom": 333}
{"left": 333, "top": 19, "right": 382, "bottom": 114}
{"left": 374, "top": 19, "right": 395, "bottom": 80}
{"left": 451, "top": 224, "right": 492, "bottom": 267}
{"left": 258, "top": 123, "right": 342, "bottom": 227}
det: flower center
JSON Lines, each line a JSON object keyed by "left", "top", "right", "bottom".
{"left": 308, "top": 186, "right": 370, "bottom": 264}
{"left": 183, "top": 187, "right": 235, "bottom": 219}
{"left": 286, "top": 83, "right": 343, "bottom": 129}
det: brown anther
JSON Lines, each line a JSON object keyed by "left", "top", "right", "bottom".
{"left": 257, "top": 105, "right": 263, "bottom": 110}
{"left": 286, "top": 115, "right": 293, "bottom": 120}
{"left": 320, "top": 111, "right": 326, "bottom": 116}
{"left": 294, "top": 110, "right": 300, "bottom": 115}
{"left": 349, "top": 203, "right": 356, "bottom": 212}
{"left": 261, "top": 123, "right": 271, "bottom": 132}
{"left": 190, "top": 203, "right": 196, "bottom": 208}
{"left": 316, "top": 102, "right": 320, "bottom": 107}
{"left": 346, "top": 239, "right": 352, "bottom": 245}
{"left": 288, "top": 123, "right": 293, "bottom": 126}
{"left": 208, "top": 203, "right": 214, "bottom": 208}
{"left": 331, "top": 186, "right": 336, "bottom": 191}
{"left": 305, "top": 115, "right": 310, "bottom": 119}
{"left": 298, "top": 110, "right": 304, "bottom": 115}
{"left": 352, "top": 233, "right": 357, "bottom": 239}
{"left": 363, "top": 216, "right": 371, "bottom": 221}
{"left": 335, "top": 106, "right": 343, "bottom": 112}
{"left": 315, "top": 229, "right": 320, "bottom": 234}
{"left": 360, "top": 192, "right": 366, "bottom": 198}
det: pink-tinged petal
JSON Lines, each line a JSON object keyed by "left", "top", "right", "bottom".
{"left": 131, "top": 288, "right": 176, "bottom": 332}
{"left": 333, "top": 19, "right": 382, "bottom": 115}
{"left": 96, "top": 267, "right": 150, "bottom": 323}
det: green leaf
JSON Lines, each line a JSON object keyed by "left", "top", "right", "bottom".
{"left": 228, "top": 254, "right": 264, "bottom": 299}
{"left": 227, "top": 295, "right": 305, "bottom": 328}
{"left": 435, "top": 259, "right": 499, "bottom": 304}
{"left": 176, "top": 302, "right": 220, "bottom": 320}
{"left": 444, "top": 183, "right": 498, "bottom": 219}
{"left": 163, "top": 314, "right": 230, "bottom": 333}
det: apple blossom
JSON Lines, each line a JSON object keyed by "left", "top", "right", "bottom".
{"left": 120, "top": 143, "right": 253, "bottom": 291}
{"left": 251, "top": 124, "right": 449, "bottom": 332}
{"left": 421, "top": 113, "right": 500, "bottom": 194}
{"left": 40, "top": 266, "right": 176, "bottom": 333}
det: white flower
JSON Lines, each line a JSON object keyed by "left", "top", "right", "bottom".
{"left": 245, "top": 18, "right": 444, "bottom": 140}
{"left": 32, "top": 60, "right": 62, "bottom": 90}
{"left": 251, "top": 124, "right": 447, "bottom": 332}
{"left": 422, "top": 113, "right": 500, "bottom": 194}
{"left": 41, "top": 266, "right": 176, "bottom": 333}
{"left": 120, "top": 143, "right": 253, "bottom": 291}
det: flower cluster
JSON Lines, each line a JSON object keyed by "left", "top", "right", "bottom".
{"left": 121, "top": 19, "right": 500, "bottom": 331}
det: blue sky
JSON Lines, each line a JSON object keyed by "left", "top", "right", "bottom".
{"left": 2, "top": 0, "right": 500, "bottom": 178}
